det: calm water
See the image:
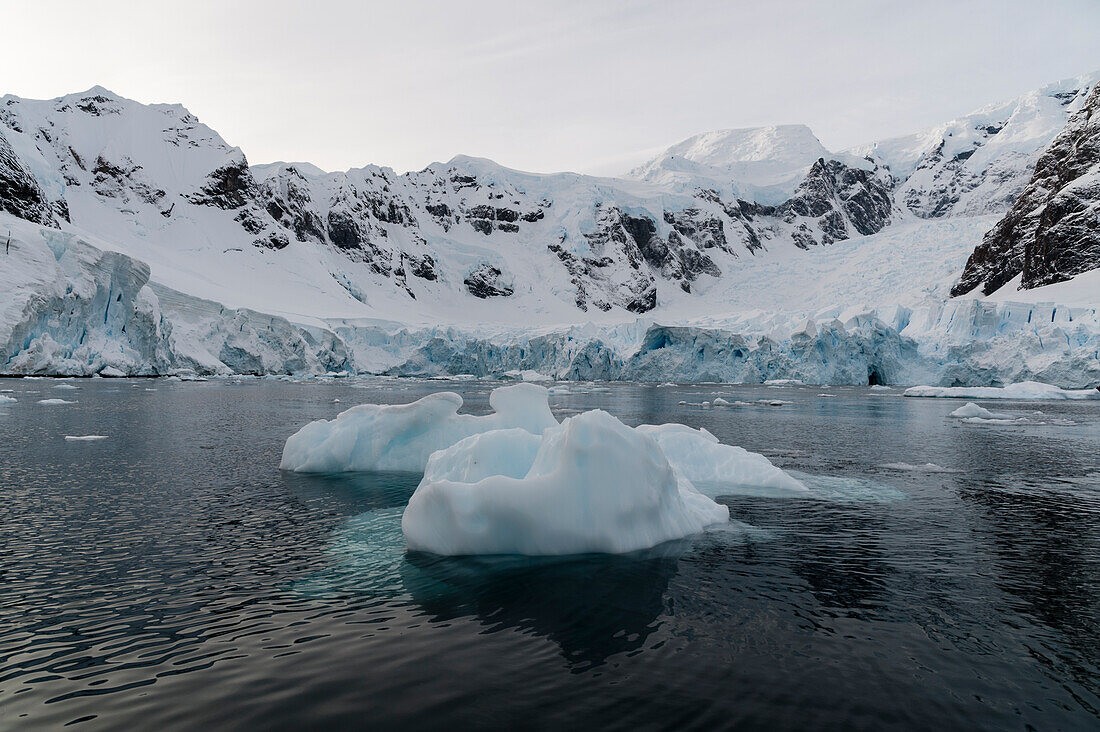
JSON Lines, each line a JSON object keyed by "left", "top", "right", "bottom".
{"left": 1, "top": 377, "right": 1099, "bottom": 730}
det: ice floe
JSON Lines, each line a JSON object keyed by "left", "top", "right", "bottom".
{"left": 37, "top": 398, "right": 75, "bottom": 405}
{"left": 64, "top": 435, "right": 108, "bottom": 441}
{"left": 905, "top": 381, "right": 1100, "bottom": 400}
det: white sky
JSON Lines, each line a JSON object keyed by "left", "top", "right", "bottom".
{"left": 3, "top": 0, "right": 1099, "bottom": 175}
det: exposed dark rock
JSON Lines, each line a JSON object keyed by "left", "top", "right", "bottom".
{"left": 496, "top": 222, "right": 519, "bottom": 233}
{"left": 256, "top": 231, "right": 290, "bottom": 249}
{"left": 0, "top": 133, "right": 61, "bottom": 226}
{"left": 778, "top": 158, "right": 891, "bottom": 246}
{"left": 470, "top": 218, "right": 492, "bottom": 235}
{"left": 327, "top": 209, "right": 365, "bottom": 250}
{"left": 464, "top": 264, "right": 513, "bottom": 297}
{"left": 190, "top": 156, "right": 255, "bottom": 209}
{"left": 425, "top": 202, "right": 451, "bottom": 218}
{"left": 953, "top": 82, "right": 1100, "bottom": 295}
{"left": 406, "top": 253, "right": 438, "bottom": 281}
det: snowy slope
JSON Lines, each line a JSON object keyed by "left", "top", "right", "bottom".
{"left": 850, "top": 72, "right": 1100, "bottom": 218}
{"left": 625, "top": 125, "right": 869, "bottom": 203}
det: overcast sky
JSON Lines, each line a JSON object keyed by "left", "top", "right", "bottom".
{"left": 4, "top": 0, "right": 1099, "bottom": 175}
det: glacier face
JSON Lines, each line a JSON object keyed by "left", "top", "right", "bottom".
{"left": 0, "top": 216, "right": 348, "bottom": 376}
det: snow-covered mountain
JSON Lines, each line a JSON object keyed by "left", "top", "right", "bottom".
{"left": 853, "top": 73, "right": 1099, "bottom": 220}
{"left": 953, "top": 79, "right": 1100, "bottom": 295}
{"left": 1, "top": 73, "right": 1098, "bottom": 381}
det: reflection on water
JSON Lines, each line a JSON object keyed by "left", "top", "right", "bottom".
{"left": 404, "top": 545, "right": 685, "bottom": 672}
{"left": 1, "top": 378, "right": 1099, "bottom": 729}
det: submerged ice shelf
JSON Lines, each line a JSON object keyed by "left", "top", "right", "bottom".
{"left": 282, "top": 384, "right": 808, "bottom": 556}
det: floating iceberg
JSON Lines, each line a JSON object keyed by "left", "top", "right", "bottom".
{"left": 905, "top": 381, "right": 1100, "bottom": 400}
{"left": 64, "top": 435, "right": 108, "bottom": 441}
{"left": 37, "top": 398, "right": 75, "bottom": 405}
{"left": 280, "top": 383, "right": 557, "bottom": 473}
{"left": 283, "top": 384, "right": 815, "bottom": 555}
{"left": 0, "top": 395, "right": 15, "bottom": 404}
{"left": 402, "top": 410, "right": 729, "bottom": 556}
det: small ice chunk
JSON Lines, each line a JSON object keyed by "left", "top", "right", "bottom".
{"left": 65, "top": 435, "right": 108, "bottom": 441}
{"left": 0, "top": 395, "right": 16, "bottom": 404}
{"left": 949, "top": 402, "right": 1013, "bottom": 420}
{"left": 764, "top": 379, "right": 804, "bottom": 385}
{"left": 37, "top": 398, "right": 75, "bottom": 405}
{"left": 99, "top": 366, "right": 126, "bottom": 378}
{"left": 870, "top": 385, "right": 892, "bottom": 391}
{"left": 880, "top": 462, "right": 960, "bottom": 473}
{"left": 281, "top": 383, "right": 558, "bottom": 473}
{"left": 53, "top": 384, "right": 80, "bottom": 390}
{"left": 402, "top": 410, "right": 728, "bottom": 556}
{"left": 905, "top": 382, "right": 1100, "bottom": 400}
{"left": 712, "top": 397, "right": 732, "bottom": 406}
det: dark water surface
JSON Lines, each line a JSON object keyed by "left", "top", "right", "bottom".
{"left": 1, "top": 377, "right": 1099, "bottom": 730}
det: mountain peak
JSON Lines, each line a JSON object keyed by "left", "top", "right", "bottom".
{"left": 626, "top": 124, "right": 835, "bottom": 203}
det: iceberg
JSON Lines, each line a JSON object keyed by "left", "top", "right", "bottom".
{"left": 0, "top": 394, "right": 15, "bottom": 404}
{"left": 402, "top": 410, "right": 729, "bottom": 556}
{"left": 905, "top": 381, "right": 1100, "bottom": 400}
{"left": 280, "top": 384, "right": 839, "bottom": 555}
{"left": 37, "top": 398, "right": 75, "bottom": 405}
{"left": 280, "top": 383, "right": 557, "bottom": 473}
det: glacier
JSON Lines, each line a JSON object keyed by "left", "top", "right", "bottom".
{"left": 4, "top": 208, "right": 1098, "bottom": 386}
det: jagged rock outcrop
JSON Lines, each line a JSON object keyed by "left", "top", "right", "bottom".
{"left": 953, "top": 82, "right": 1100, "bottom": 295}
{"left": 775, "top": 158, "right": 892, "bottom": 248}
{"left": 463, "top": 263, "right": 513, "bottom": 298}
{"left": 0, "top": 133, "right": 60, "bottom": 227}
{"left": 854, "top": 73, "right": 1098, "bottom": 220}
